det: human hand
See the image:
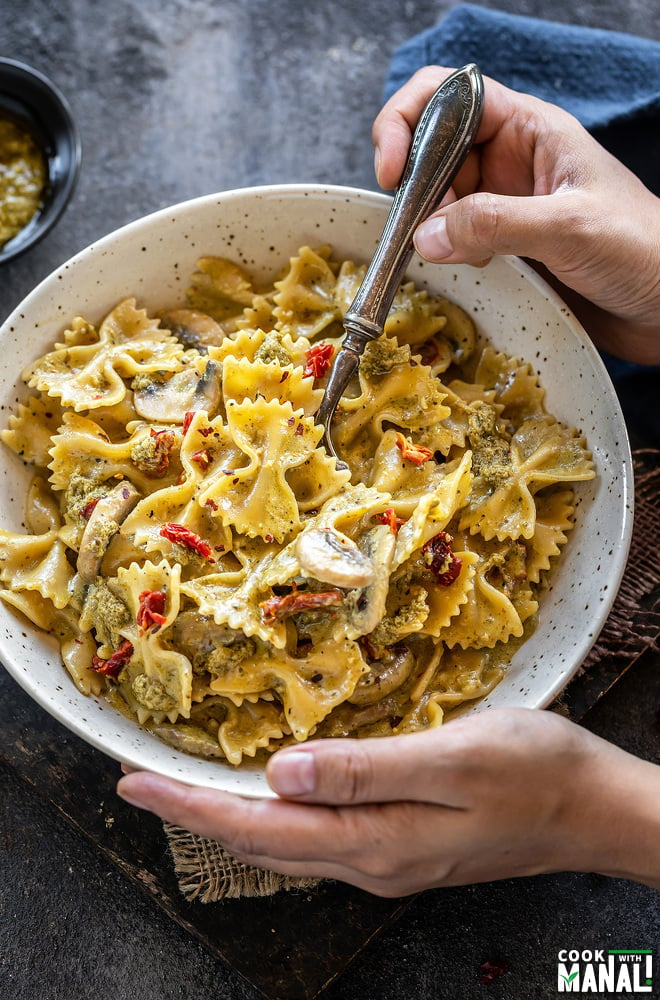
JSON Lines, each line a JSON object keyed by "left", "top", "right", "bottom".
{"left": 117, "top": 708, "right": 660, "bottom": 896}
{"left": 373, "top": 67, "right": 660, "bottom": 365}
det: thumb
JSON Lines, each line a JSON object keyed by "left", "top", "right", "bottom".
{"left": 414, "top": 191, "right": 570, "bottom": 268}
{"left": 266, "top": 730, "right": 468, "bottom": 807}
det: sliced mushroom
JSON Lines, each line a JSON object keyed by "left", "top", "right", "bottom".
{"left": 171, "top": 614, "right": 258, "bottom": 677}
{"left": 296, "top": 527, "right": 375, "bottom": 589}
{"left": 169, "top": 611, "right": 243, "bottom": 663}
{"left": 319, "top": 695, "right": 400, "bottom": 737}
{"left": 77, "top": 481, "right": 141, "bottom": 583}
{"left": 158, "top": 309, "right": 225, "bottom": 352}
{"left": 133, "top": 360, "right": 220, "bottom": 423}
{"left": 346, "top": 525, "right": 396, "bottom": 635}
{"left": 348, "top": 645, "right": 414, "bottom": 705}
{"left": 151, "top": 723, "right": 225, "bottom": 759}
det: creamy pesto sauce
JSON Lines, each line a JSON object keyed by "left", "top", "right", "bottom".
{"left": 0, "top": 116, "right": 47, "bottom": 248}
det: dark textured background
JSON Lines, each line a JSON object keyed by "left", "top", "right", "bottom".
{"left": 1, "top": 2, "right": 660, "bottom": 998}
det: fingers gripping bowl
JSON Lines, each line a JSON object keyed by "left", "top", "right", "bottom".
{"left": 0, "top": 185, "right": 632, "bottom": 796}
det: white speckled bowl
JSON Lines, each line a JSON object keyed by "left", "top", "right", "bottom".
{"left": 0, "top": 184, "right": 633, "bottom": 797}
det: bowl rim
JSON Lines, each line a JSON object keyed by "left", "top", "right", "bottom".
{"left": 0, "top": 57, "right": 82, "bottom": 264}
{"left": 0, "top": 182, "right": 634, "bottom": 791}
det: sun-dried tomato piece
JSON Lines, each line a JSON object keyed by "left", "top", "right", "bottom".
{"left": 191, "top": 448, "right": 213, "bottom": 470}
{"left": 422, "top": 531, "right": 462, "bottom": 586}
{"left": 260, "top": 582, "right": 344, "bottom": 623}
{"left": 91, "top": 638, "right": 134, "bottom": 677}
{"left": 137, "top": 589, "right": 167, "bottom": 634}
{"left": 375, "top": 508, "right": 406, "bottom": 534}
{"left": 303, "top": 343, "right": 334, "bottom": 379}
{"left": 394, "top": 431, "right": 434, "bottom": 466}
{"left": 160, "top": 522, "right": 215, "bottom": 562}
{"left": 80, "top": 497, "right": 101, "bottom": 521}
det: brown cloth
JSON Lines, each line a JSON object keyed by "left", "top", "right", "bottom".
{"left": 164, "top": 821, "right": 320, "bottom": 901}
{"left": 165, "top": 449, "right": 660, "bottom": 903}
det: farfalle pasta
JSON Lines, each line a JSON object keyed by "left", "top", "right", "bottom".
{"left": 0, "top": 245, "right": 595, "bottom": 764}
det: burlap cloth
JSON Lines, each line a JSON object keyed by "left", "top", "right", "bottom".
{"left": 164, "top": 449, "right": 660, "bottom": 902}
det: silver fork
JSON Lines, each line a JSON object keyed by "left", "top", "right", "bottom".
{"left": 317, "top": 64, "right": 484, "bottom": 468}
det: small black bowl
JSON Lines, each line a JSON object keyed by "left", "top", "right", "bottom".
{"left": 0, "top": 58, "right": 81, "bottom": 264}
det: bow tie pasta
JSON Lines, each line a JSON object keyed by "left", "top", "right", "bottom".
{"left": 0, "top": 246, "right": 594, "bottom": 765}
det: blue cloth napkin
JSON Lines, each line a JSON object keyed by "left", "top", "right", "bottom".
{"left": 385, "top": 4, "right": 660, "bottom": 443}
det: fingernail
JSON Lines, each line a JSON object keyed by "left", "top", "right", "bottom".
{"left": 415, "top": 215, "right": 453, "bottom": 259}
{"left": 373, "top": 146, "right": 382, "bottom": 185}
{"left": 269, "top": 751, "right": 316, "bottom": 797}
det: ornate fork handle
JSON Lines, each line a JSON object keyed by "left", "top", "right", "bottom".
{"left": 318, "top": 63, "right": 484, "bottom": 464}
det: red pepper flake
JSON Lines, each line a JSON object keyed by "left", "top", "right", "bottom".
{"left": 287, "top": 416, "right": 296, "bottom": 427}
{"left": 259, "top": 582, "right": 344, "bottom": 623}
{"left": 375, "top": 508, "right": 406, "bottom": 534}
{"left": 280, "top": 371, "right": 290, "bottom": 383}
{"left": 395, "top": 431, "right": 434, "bottom": 467}
{"left": 91, "top": 639, "right": 134, "bottom": 677}
{"left": 160, "top": 522, "right": 215, "bottom": 562}
{"left": 137, "top": 589, "right": 167, "bottom": 634}
{"left": 264, "top": 533, "right": 274, "bottom": 543}
{"left": 422, "top": 531, "right": 462, "bottom": 586}
{"left": 204, "top": 498, "right": 219, "bottom": 511}
{"left": 80, "top": 497, "right": 101, "bottom": 521}
{"left": 176, "top": 471, "right": 187, "bottom": 485}
{"left": 182, "top": 411, "right": 194, "bottom": 435}
{"left": 479, "top": 959, "right": 509, "bottom": 985}
{"left": 295, "top": 422, "right": 304, "bottom": 436}
{"left": 198, "top": 426, "right": 214, "bottom": 438}
{"left": 191, "top": 448, "right": 213, "bottom": 470}
{"left": 303, "top": 342, "right": 334, "bottom": 379}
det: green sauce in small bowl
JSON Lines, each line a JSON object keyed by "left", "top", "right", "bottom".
{"left": 0, "top": 114, "right": 48, "bottom": 248}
